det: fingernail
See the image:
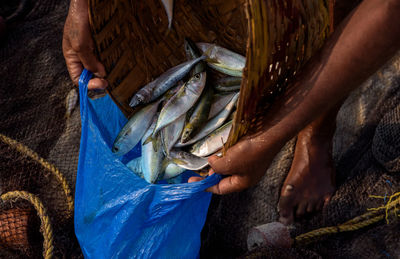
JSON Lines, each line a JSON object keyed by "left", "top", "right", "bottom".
{"left": 91, "top": 79, "right": 108, "bottom": 89}
{"left": 285, "top": 185, "right": 294, "bottom": 191}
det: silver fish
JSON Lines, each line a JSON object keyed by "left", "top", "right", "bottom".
{"left": 190, "top": 121, "right": 232, "bottom": 157}
{"left": 197, "top": 43, "right": 245, "bottom": 77}
{"left": 127, "top": 156, "right": 184, "bottom": 180}
{"left": 184, "top": 37, "right": 206, "bottom": 76}
{"left": 126, "top": 157, "right": 144, "bottom": 179}
{"left": 168, "top": 150, "right": 209, "bottom": 170}
{"left": 153, "top": 72, "right": 207, "bottom": 136}
{"left": 212, "top": 76, "right": 242, "bottom": 92}
{"left": 112, "top": 100, "right": 160, "bottom": 156}
{"left": 214, "top": 84, "right": 240, "bottom": 92}
{"left": 175, "top": 92, "right": 239, "bottom": 147}
{"left": 208, "top": 92, "right": 236, "bottom": 120}
{"left": 161, "top": 0, "right": 174, "bottom": 29}
{"left": 180, "top": 86, "right": 213, "bottom": 143}
{"left": 161, "top": 113, "right": 186, "bottom": 155}
{"left": 65, "top": 88, "right": 78, "bottom": 118}
{"left": 142, "top": 120, "right": 165, "bottom": 184}
{"left": 129, "top": 56, "right": 205, "bottom": 108}
{"left": 164, "top": 163, "right": 186, "bottom": 180}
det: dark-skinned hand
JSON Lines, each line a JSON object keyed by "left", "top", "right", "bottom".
{"left": 62, "top": 0, "right": 107, "bottom": 89}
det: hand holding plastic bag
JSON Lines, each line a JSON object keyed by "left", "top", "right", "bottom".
{"left": 75, "top": 69, "right": 221, "bottom": 258}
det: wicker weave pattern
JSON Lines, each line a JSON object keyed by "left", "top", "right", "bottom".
{"left": 0, "top": 208, "right": 32, "bottom": 249}
{"left": 89, "top": 0, "right": 247, "bottom": 115}
{"left": 88, "top": 0, "right": 332, "bottom": 146}
{"left": 229, "top": 0, "right": 331, "bottom": 146}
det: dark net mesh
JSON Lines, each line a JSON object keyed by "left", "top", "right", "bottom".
{"left": 201, "top": 53, "right": 400, "bottom": 258}
{"left": 0, "top": 0, "right": 82, "bottom": 257}
{"left": 1, "top": 0, "right": 399, "bottom": 258}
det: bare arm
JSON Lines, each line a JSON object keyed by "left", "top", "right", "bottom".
{"left": 193, "top": 0, "right": 400, "bottom": 194}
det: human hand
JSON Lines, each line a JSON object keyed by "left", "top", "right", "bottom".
{"left": 62, "top": 0, "right": 107, "bottom": 89}
{"left": 189, "top": 133, "right": 284, "bottom": 194}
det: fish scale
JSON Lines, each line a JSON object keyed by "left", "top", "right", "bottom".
{"left": 152, "top": 72, "right": 207, "bottom": 136}
{"left": 129, "top": 56, "right": 205, "bottom": 108}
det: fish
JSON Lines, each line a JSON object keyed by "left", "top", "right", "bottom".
{"left": 208, "top": 92, "right": 236, "bottom": 120}
{"left": 112, "top": 99, "right": 161, "bottom": 156}
{"left": 163, "top": 163, "right": 186, "bottom": 180}
{"left": 168, "top": 150, "right": 209, "bottom": 170}
{"left": 181, "top": 86, "right": 213, "bottom": 143}
{"left": 197, "top": 43, "right": 245, "bottom": 77}
{"left": 190, "top": 121, "right": 233, "bottom": 157}
{"left": 142, "top": 120, "right": 165, "bottom": 183}
{"left": 212, "top": 76, "right": 242, "bottom": 92}
{"left": 175, "top": 92, "right": 239, "bottom": 147}
{"left": 213, "top": 84, "right": 240, "bottom": 92}
{"left": 129, "top": 56, "right": 205, "bottom": 108}
{"left": 126, "top": 157, "right": 144, "bottom": 179}
{"left": 184, "top": 37, "right": 206, "bottom": 76}
{"left": 161, "top": 0, "right": 174, "bottom": 29}
{"left": 152, "top": 72, "right": 207, "bottom": 136}
{"left": 65, "top": 88, "right": 78, "bottom": 118}
{"left": 126, "top": 156, "right": 185, "bottom": 180}
{"left": 161, "top": 113, "right": 186, "bottom": 155}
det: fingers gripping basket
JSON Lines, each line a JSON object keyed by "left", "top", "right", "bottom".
{"left": 88, "top": 0, "right": 333, "bottom": 148}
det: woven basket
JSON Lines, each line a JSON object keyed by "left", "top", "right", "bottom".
{"left": 88, "top": 0, "right": 333, "bottom": 148}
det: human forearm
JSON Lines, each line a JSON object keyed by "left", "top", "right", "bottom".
{"left": 259, "top": 0, "right": 400, "bottom": 145}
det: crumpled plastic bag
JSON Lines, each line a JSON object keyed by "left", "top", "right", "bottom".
{"left": 75, "top": 69, "right": 221, "bottom": 258}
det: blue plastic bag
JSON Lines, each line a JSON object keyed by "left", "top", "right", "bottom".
{"left": 75, "top": 69, "right": 221, "bottom": 258}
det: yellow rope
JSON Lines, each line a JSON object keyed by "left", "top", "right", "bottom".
{"left": 0, "top": 133, "right": 74, "bottom": 216}
{"left": 295, "top": 192, "right": 400, "bottom": 246}
{"left": 1, "top": 191, "right": 54, "bottom": 259}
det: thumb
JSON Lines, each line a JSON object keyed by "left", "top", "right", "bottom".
{"left": 208, "top": 155, "right": 231, "bottom": 175}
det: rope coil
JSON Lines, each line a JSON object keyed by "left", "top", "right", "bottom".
{"left": 0, "top": 133, "right": 74, "bottom": 216}
{"left": 0, "top": 133, "right": 75, "bottom": 258}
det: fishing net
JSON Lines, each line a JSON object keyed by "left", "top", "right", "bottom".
{"left": 0, "top": 0, "right": 399, "bottom": 258}
{"left": 201, "top": 53, "right": 400, "bottom": 258}
{"left": 0, "top": 0, "right": 82, "bottom": 257}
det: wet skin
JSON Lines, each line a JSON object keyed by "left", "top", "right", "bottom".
{"left": 63, "top": 0, "right": 400, "bottom": 224}
{"left": 190, "top": 0, "right": 400, "bottom": 224}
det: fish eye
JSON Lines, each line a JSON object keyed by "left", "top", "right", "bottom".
{"left": 194, "top": 73, "right": 201, "bottom": 79}
{"left": 113, "top": 146, "right": 119, "bottom": 152}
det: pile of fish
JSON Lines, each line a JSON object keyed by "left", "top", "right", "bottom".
{"left": 112, "top": 38, "right": 245, "bottom": 184}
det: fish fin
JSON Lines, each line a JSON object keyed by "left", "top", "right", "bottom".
{"left": 161, "top": 158, "right": 170, "bottom": 172}
{"left": 171, "top": 158, "right": 188, "bottom": 166}
{"left": 143, "top": 135, "right": 153, "bottom": 145}
{"left": 151, "top": 138, "right": 158, "bottom": 152}
{"left": 203, "top": 46, "right": 213, "bottom": 57}
{"left": 204, "top": 57, "right": 220, "bottom": 64}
